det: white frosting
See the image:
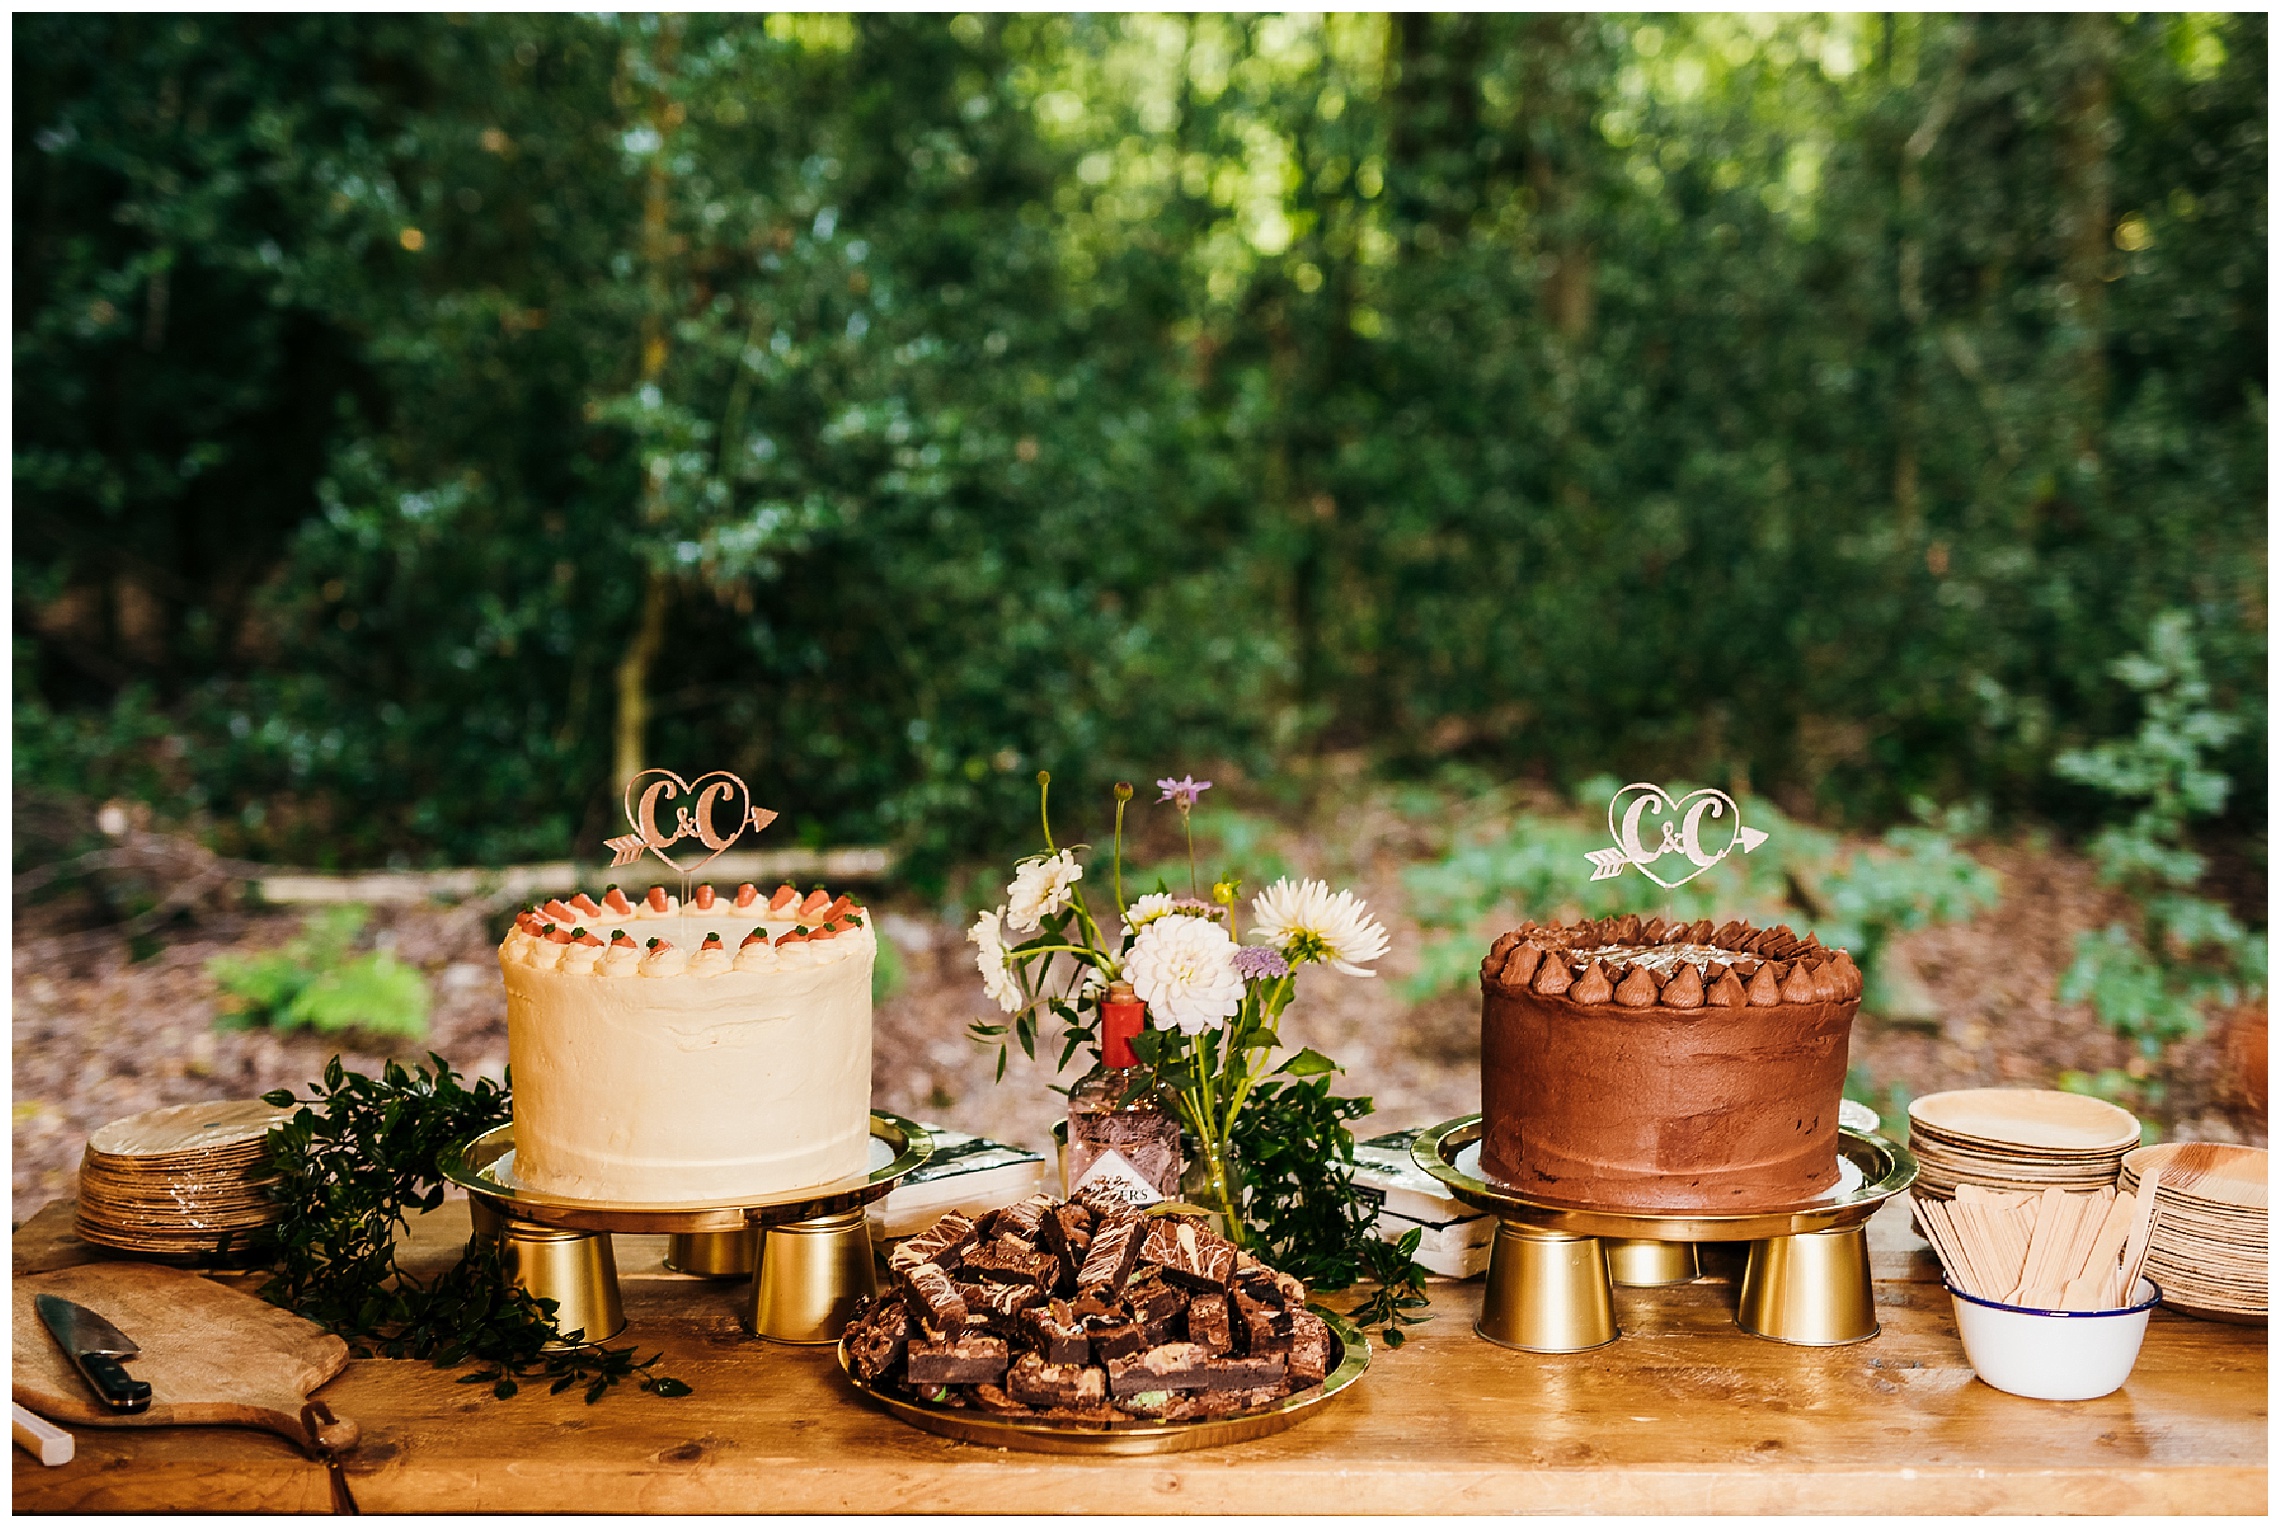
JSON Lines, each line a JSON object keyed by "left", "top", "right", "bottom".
{"left": 559, "top": 941, "right": 605, "bottom": 975}
{"left": 638, "top": 943, "right": 691, "bottom": 977}
{"left": 501, "top": 910, "right": 874, "bottom": 1203}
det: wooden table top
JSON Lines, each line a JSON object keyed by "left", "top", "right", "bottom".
{"left": 13, "top": 1199, "right": 2267, "bottom": 1515}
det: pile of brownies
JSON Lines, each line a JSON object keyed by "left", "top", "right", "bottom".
{"left": 846, "top": 1188, "right": 1337, "bottom": 1423}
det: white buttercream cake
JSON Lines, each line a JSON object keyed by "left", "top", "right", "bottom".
{"left": 497, "top": 881, "right": 874, "bottom": 1203}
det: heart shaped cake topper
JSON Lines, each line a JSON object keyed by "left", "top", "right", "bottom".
{"left": 1585, "top": 781, "right": 1770, "bottom": 891}
{"left": 605, "top": 768, "right": 780, "bottom": 877}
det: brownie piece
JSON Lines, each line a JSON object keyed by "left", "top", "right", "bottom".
{"left": 1006, "top": 1351, "right": 1109, "bottom": 1408}
{"left": 992, "top": 1195, "right": 1053, "bottom": 1245}
{"left": 954, "top": 1278, "right": 1043, "bottom": 1333}
{"left": 1126, "top": 1276, "right": 1188, "bottom": 1328}
{"left": 1022, "top": 1301, "right": 1090, "bottom": 1366}
{"left": 1042, "top": 1202, "right": 1094, "bottom": 1258}
{"left": 1105, "top": 1341, "right": 1281, "bottom": 1396}
{"left": 1087, "top": 1320, "right": 1148, "bottom": 1362}
{"left": 1287, "top": 1309, "right": 1333, "bottom": 1385}
{"left": 1075, "top": 1215, "right": 1146, "bottom": 1295}
{"left": 1157, "top": 1383, "right": 1291, "bottom": 1421}
{"left": 1069, "top": 1290, "right": 1122, "bottom": 1324}
{"left": 1185, "top": 1292, "right": 1233, "bottom": 1354}
{"left": 846, "top": 1298, "right": 911, "bottom": 1382}
{"left": 1201, "top": 1352, "right": 1289, "bottom": 1391}
{"left": 964, "top": 1238, "right": 1059, "bottom": 1289}
{"left": 906, "top": 1332, "right": 1009, "bottom": 1386}
{"left": 900, "top": 1261, "right": 969, "bottom": 1336}
{"left": 890, "top": 1211, "right": 981, "bottom": 1277}
{"left": 1235, "top": 1290, "right": 1291, "bottom": 1358}
{"left": 1142, "top": 1217, "right": 1238, "bottom": 1291}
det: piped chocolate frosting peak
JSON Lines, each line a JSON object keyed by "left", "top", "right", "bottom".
{"left": 1477, "top": 915, "right": 1862, "bottom": 1009}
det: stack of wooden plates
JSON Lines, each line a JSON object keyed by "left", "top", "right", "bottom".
{"left": 2120, "top": 1142, "right": 2267, "bottom": 1323}
{"left": 74, "top": 1099, "right": 292, "bottom": 1260}
{"left": 1907, "top": 1089, "right": 2140, "bottom": 1201}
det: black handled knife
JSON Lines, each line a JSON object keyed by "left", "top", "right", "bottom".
{"left": 34, "top": 1294, "right": 152, "bottom": 1414}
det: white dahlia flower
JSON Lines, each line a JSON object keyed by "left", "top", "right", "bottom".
{"left": 969, "top": 906, "right": 1024, "bottom": 1013}
{"left": 1249, "top": 877, "right": 1390, "bottom": 977}
{"left": 1005, "top": 850, "right": 1083, "bottom": 933}
{"left": 1123, "top": 914, "right": 1245, "bottom": 1036}
{"left": 1117, "top": 891, "right": 1180, "bottom": 943}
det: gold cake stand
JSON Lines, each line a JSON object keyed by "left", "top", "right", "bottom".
{"left": 442, "top": 1113, "right": 932, "bottom": 1348}
{"left": 1412, "top": 1117, "right": 1915, "bottom": 1353}
{"left": 839, "top": 1308, "right": 1370, "bottom": 1456}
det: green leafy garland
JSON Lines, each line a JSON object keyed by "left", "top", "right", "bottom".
{"left": 257, "top": 1054, "right": 690, "bottom": 1402}
{"left": 1229, "top": 1070, "right": 1431, "bottom": 1348}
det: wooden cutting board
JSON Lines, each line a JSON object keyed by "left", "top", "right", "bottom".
{"left": 13, "top": 1262, "right": 357, "bottom": 1456}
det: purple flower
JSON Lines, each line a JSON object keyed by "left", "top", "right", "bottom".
{"left": 1233, "top": 945, "right": 1290, "bottom": 981}
{"left": 1156, "top": 775, "right": 1212, "bottom": 810}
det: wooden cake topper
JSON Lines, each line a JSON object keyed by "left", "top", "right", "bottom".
{"left": 606, "top": 768, "right": 779, "bottom": 876}
{"left": 1585, "top": 781, "right": 1769, "bottom": 890}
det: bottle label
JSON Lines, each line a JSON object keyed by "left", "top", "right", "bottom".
{"left": 1070, "top": 1148, "right": 1165, "bottom": 1209}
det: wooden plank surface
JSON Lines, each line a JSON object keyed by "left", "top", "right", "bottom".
{"left": 14, "top": 1201, "right": 2266, "bottom": 1515}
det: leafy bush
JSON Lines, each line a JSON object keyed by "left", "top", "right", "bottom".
{"left": 1808, "top": 803, "right": 2004, "bottom": 1016}
{"left": 2053, "top": 612, "right": 2264, "bottom": 1094}
{"left": 209, "top": 905, "right": 431, "bottom": 1041}
{"left": 13, "top": 16, "right": 2264, "bottom": 869}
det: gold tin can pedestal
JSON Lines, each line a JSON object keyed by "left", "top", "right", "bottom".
{"left": 751, "top": 1209, "right": 877, "bottom": 1344}
{"left": 665, "top": 1229, "right": 758, "bottom": 1278}
{"left": 442, "top": 1113, "right": 931, "bottom": 1349}
{"left": 1413, "top": 1117, "right": 1915, "bottom": 1351}
{"left": 1605, "top": 1237, "right": 1700, "bottom": 1287}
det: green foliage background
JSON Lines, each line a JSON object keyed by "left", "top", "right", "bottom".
{"left": 14, "top": 14, "right": 2266, "bottom": 875}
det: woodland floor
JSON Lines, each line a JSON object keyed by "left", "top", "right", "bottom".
{"left": 12, "top": 788, "right": 2268, "bottom": 1222}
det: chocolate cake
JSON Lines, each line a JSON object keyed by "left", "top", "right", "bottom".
{"left": 1478, "top": 914, "right": 1862, "bottom": 1212}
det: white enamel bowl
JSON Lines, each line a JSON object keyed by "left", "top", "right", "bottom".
{"left": 1946, "top": 1276, "right": 2161, "bottom": 1401}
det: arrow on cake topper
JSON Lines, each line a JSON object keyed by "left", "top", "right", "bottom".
{"left": 606, "top": 768, "right": 778, "bottom": 875}
{"left": 1586, "top": 781, "right": 1769, "bottom": 890}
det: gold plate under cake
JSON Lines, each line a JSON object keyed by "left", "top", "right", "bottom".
{"left": 439, "top": 1114, "right": 932, "bottom": 1235}
{"left": 1411, "top": 1116, "right": 1916, "bottom": 1242}
{"left": 836, "top": 1309, "right": 1369, "bottom": 1456}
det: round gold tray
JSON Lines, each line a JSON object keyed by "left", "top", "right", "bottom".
{"left": 1412, "top": 1116, "right": 1916, "bottom": 1242}
{"left": 439, "top": 1113, "right": 932, "bottom": 1234}
{"left": 836, "top": 1309, "right": 1369, "bottom": 1456}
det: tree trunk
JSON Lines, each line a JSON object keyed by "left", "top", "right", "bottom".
{"left": 611, "top": 16, "right": 685, "bottom": 793}
{"left": 2059, "top": 12, "right": 2113, "bottom": 460}
{"left": 613, "top": 570, "right": 670, "bottom": 793}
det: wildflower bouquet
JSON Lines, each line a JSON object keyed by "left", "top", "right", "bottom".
{"left": 967, "top": 772, "right": 1390, "bottom": 1249}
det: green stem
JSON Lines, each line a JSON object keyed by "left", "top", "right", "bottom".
{"left": 1182, "top": 808, "right": 1198, "bottom": 897}
{"left": 1037, "top": 772, "right": 1055, "bottom": 851}
{"left": 1111, "top": 792, "right": 1129, "bottom": 919}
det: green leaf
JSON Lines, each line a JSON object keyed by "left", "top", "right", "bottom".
{"left": 1274, "top": 1047, "right": 1340, "bottom": 1078}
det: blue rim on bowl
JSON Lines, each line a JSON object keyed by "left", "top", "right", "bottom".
{"left": 1941, "top": 1275, "right": 2163, "bottom": 1318}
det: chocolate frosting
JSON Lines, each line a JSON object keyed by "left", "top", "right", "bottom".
{"left": 1477, "top": 917, "right": 1860, "bottom": 1212}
